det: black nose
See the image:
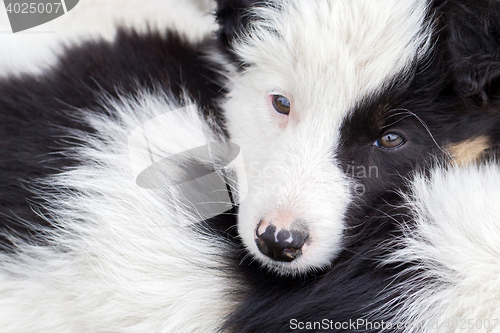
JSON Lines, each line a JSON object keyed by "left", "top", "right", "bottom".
{"left": 255, "top": 223, "right": 308, "bottom": 262}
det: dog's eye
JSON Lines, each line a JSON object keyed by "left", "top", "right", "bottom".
{"left": 374, "top": 132, "right": 405, "bottom": 149}
{"left": 272, "top": 95, "right": 291, "bottom": 115}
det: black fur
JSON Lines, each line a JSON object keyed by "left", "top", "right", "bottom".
{"left": 437, "top": 0, "right": 500, "bottom": 105}
{"left": 0, "top": 28, "right": 228, "bottom": 249}
{"left": 216, "top": 0, "right": 261, "bottom": 49}
{"left": 216, "top": 0, "right": 279, "bottom": 66}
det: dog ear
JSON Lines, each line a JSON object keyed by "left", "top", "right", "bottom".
{"left": 215, "top": 0, "right": 264, "bottom": 50}
{"left": 438, "top": 0, "right": 500, "bottom": 105}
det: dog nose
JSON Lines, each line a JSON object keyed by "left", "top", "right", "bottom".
{"left": 255, "top": 221, "right": 308, "bottom": 262}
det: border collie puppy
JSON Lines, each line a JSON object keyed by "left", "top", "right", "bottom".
{"left": 216, "top": 0, "right": 500, "bottom": 274}
{"left": 1, "top": 0, "right": 500, "bottom": 332}
{"left": 216, "top": 1, "right": 500, "bottom": 331}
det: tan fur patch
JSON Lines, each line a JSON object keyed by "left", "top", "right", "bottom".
{"left": 447, "top": 136, "right": 490, "bottom": 165}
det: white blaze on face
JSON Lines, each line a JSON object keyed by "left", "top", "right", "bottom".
{"left": 223, "top": 0, "right": 433, "bottom": 275}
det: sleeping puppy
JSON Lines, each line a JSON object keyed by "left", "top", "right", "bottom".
{"left": 0, "top": 0, "right": 500, "bottom": 332}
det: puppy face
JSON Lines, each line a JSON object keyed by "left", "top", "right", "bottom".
{"left": 217, "top": 0, "right": 500, "bottom": 275}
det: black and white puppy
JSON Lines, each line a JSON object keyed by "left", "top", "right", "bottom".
{"left": 217, "top": 1, "right": 500, "bottom": 331}
{"left": 218, "top": 0, "right": 500, "bottom": 275}
{"left": 1, "top": 0, "right": 500, "bottom": 332}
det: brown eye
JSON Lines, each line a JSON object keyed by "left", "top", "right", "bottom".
{"left": 375, "top": 132, "right": 405, "bottom": 149}
{"left": 272, "top": 95, "right": 291, "bottom": 115}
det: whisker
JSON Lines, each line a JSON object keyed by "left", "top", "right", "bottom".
{"left": 388, "top": 108, "right": 452, "bottom": 158}
{"left": 218, "top": 68, "right": 255, "bottom": 92}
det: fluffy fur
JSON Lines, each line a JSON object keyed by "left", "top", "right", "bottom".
{"left": 377, "top": 163, "right": 500, "bottom": 333}
{"left": 0, "top": 94, "right": 238, "bottom": 332}
{"left": 0, "top": 18, "right": 235, "bottom": 331}
{"left": 1, "top": 0, "right": 500, "bottom": 332}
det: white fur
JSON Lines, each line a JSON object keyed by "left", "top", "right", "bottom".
{"left": 224, "top": 0, "right": 433, "bottom": 275}
{"left": 0, "top": 93, "right": 237, "bottom": 332}
{"left": 0, "top": 0, "right": 216, "bottom": 76}
{"left": 379, "top": 163, "right": 500, "bottom": 332}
